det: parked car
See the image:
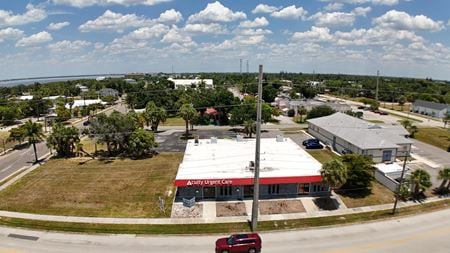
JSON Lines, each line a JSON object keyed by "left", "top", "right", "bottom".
{"left": 357, "top": 106, "right": 365, "bottom": 109}
{"left": 215, "top": 233, "right": 262, "bottom": 253}
{"left": 302, "top": 138, "right": 319, "bottom": 146}
{"left": 378, "top": 111, "right": 389, "bottom": 115}
{"left": 305, "top": 142, "right": 324, "bottom": 149}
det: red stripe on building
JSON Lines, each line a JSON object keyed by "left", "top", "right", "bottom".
{"left": 174, "top": 176, "right": 322, "bottom": 187}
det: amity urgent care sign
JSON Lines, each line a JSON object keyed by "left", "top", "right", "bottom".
{"left": 174, "top": 176, "right": 322, "bottom": 187}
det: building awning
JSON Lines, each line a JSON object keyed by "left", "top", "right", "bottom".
{"left": 175, "top": 175, "right": 322, "bottom": 187}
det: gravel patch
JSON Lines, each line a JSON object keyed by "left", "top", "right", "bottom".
{"left": 171, "top": 204, "right": 203, "bottom": 218}
{"left": 259, "top": 200, "right": 306, "bottom": 215}
{"left": 216, "top": 202, "right": 247, "bottom": 217}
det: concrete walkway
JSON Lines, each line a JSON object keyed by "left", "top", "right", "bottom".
{"left": 0, "top": 196, "right": 447, "bottom": 225}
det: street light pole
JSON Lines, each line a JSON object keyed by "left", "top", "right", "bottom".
{"left": 392, "top": 154, "right": 409, "bottom": 214}
{"left": 251, "top": 65, "right": 263, "bottom": 231}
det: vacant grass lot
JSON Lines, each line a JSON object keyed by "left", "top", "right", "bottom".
{"left": 336, "top": 182, "right": 395, "bottom": 208}
{"left": 79, "top": 138, "right": 107, "bottom": 154}
{"left": 161, "top": 117, "right": 185, "bottom": 126}
{"left": 414, "top": 128, "right": 450, "bottom": 151}
{"left": 0, "top": 131, "right": 19, "bottom": 153}
{"left": 0, "top": 153, "right": 183, "bottom": 218}
{"left": 307, "top": 149, "right": 339, "bottom": 164}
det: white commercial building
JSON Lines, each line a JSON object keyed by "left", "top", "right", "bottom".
{"left": 307, "top": 113, "right": 413, "bottom": 163}
{"left": 174, "top": 137, "right": 328, "bottom": 201}
{"left": 66, "top": 99, "right": 106, "bottom": 109}
{"left": 168, "top": 78, "right": 214, "bottom": 89}
{"left": 412, "top": 100, "right": 450, "bottom": 118}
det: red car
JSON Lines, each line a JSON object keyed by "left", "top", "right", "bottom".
{"left": 215, "top": 233, "right": 262, "bottom": 253}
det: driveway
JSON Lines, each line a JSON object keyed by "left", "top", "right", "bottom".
{"left": 411, "top": 139, "right": 450, "bottom": 168}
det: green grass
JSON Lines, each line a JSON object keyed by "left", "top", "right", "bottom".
{"left": 161, "top": 117, "right": 185, "bottom": 126}
{"left": 414, "top": 128, "right": 450, "bottom": 151}
{"left": 367, "top": 120, "right": 385, "bottom": 124}
{"left": 380, "top": 103, "right": 411, "bottom": 112}
{"left": 336, "top": 182, "right": 395, "bottom": 208}
{"left": 307, "top": 149, "right": 339, "bottom": 164}
{"left": 0, "top": 153, "right": 184, "bottom": 218}
{"left": 0, "top": 131, "right": 19, "bottom": 153}
{"left": 0, "top": 199, "right": 448, "bottom": 234}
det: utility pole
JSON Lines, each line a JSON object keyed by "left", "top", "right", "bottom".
{"left": 392, "top": 154, "right": 409, "bottom": 214}
{"left": 251, "top": 64, "right": 263, "bottom": 231}
{"left": 240, "top": 59, "right": 242, "bottom": 74}
{"left": 376, "top": 70, "right": 380, "bottom": 102}
{"left": 246, "top": 60, "right": 249, "bottom": 73}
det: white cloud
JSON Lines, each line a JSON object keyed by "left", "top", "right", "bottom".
{"left": 334, "top": 27, "right": 424, "bottom": 46}
{"left": 184, "top": 23, "right": 228, "bottom": 34}
{"left": 310, "top": 12, "right": 356, "bottom": 27}
{"left": 187, "top": 1, "right": 246, "bottom": 23}
{"left": 292, "top": 26, "right": 333, "bottom": 42}
{"left": 320, "top": 0, "right": 399, "bottom": 6}
{"left": 51, "top": 0, "right": 172, "bottom": 8}
{"left": 324, "top": 3, "right": 344, "bottom": 11}
{"left": 79, "top": 10, "right": 151, "bottom": 33}
{"left": 239, "top": 17, "right": 269, "bottom": 28}
{"left": 448, "top": 19, "right": 450, "bottom": 26}
{"left": 252, "top": 4, "right": 279, "bottom": 14}
{"left": 157, "top": 9, "right": 183, "bottom": 24}
{"left": 48, "top": 40, "right": 91, "bottom": 51}
{"left": 352, "top": 7, "right": 371, "bottom": 16}
{"left": 271, "top": 5, "right": 308, "bottom": 20}
{"left": 16, "top": 31, "right": 53, "bottom": 47}
{"left": 127, "top": 24, "right": 170, "bottom": 39}
{"left": 374, "top": 10, "right": 444, "bottom": 32}
{"left": 0, "top": 4, "right": 47, "bottom": 28}
{"left": 237, "top": 28, "right": 272, "bottom": 36}
{"left": 161, "top": 26, "right": 192, "bottom": 44}
{"left": 47, "top": 21, "right": 70, "bottom": 30}
{"left": 0, "top": 28, "right": 24, "bottom": 42}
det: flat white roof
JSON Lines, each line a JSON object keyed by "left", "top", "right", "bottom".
{"left": 66, "top": 99, "right": 106, "bottom": 108}
{"left": 375, "top": 163, "right": 403, "bottom": 174}
{"left": 168, "top": 78, "right": 213, "bottom": 86}
{"left": 175, "top": 137, "right": 322, "bottom": 186}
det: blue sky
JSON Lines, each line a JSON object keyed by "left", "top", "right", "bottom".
{"left": 1, "top": 0, "right": 450, "bottom": 80}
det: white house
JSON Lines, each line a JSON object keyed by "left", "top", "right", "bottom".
{"left": 168, "top": 78, "right": 214, "bottom": 89}
{"left": 412, "top": 100, "right": 450, "bottom": 118}
{"left": 307, "top": 113, "right": 413, "bottom": 163}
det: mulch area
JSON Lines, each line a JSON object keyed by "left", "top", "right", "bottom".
{"left": 216, "top": 202, "right": 247, "bottom": 217}
{"left": 259, "top": 200, "right": 306, "bottom": 215}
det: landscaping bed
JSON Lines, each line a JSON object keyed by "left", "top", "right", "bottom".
{"left": 306, "top": 149, "right": 339, "bottom": 164}
{"left": 0, "top": 153, "right": 183, "bottom": 218}
{"left": 171, "top": 204, "right": 203, "bottom": 218}
{"left": 216, "top": 202, "right": 247, "bottom": 217}
{"left": 259, "top": 200, "right": 305, "bottom": 215}
{"left": 313, "top": 197, "right": 339, "bottom": 211}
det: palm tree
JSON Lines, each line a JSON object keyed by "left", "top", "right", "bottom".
{"left": 179, "top": 103, "right": 196, "bottom": 137}
{"left": 243, "top": 120, "right": 256, "bottom": 138}
{"left": 409, "top": 125, "right": 418, "bottom": 138}
{"left": 438, "top": 168, "right": 450, "bottom": 191}
{"left": 145, "top": 101, "right": 167, "bottom": 132}
{"left": 320, "top": 159, "right": 348, "bottom": 189}
{"left": 410, "top": 169, "right": 432, "bottom": 196}
{"left": 23, "top": 120, "right": 45, "bottom": 163}
{"left": 298, "top": 106, "right": 307, "bottom": 123}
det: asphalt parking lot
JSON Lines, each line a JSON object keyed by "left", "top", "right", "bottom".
{"left": 155, "top": 128, "right": 287, "bottom": 152}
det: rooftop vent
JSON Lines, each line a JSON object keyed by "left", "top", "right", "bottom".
{"left": 248, "top": 161, "right": 255, "bottom": 171}
{"left": 210, "top": 137, "right": 217, "bottom": 144}
{"left": 276, "top": 135, "right": 285, "bottom": 142}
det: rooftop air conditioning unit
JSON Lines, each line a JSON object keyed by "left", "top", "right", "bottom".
{"left": 210, "top": 137, "right": 217, "bottom": 144}
{"left": 236, "top": 134, "right": 244, "bottom": 142}
{"left": 276, "top": 135, "right": 284, "bottom": 142}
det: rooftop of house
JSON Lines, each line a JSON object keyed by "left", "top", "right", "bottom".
{"left": 175, "top": 137, "right": 322, "bottom": 182}
{"left": 307, "top": 112, "right": 412, "bottom": 149}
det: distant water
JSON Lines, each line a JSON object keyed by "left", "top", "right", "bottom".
{"left": 0, "top": 74, "right": 125, "bottom": 87}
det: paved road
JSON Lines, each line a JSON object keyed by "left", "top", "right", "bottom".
{"left": 0, "top": 142, "right": 50, "bottom": 181}
{"left": 0, "top": 208, "right": 448, "bottom": 253}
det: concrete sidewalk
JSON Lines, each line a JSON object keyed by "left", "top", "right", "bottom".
{"left": 0, "top": 197, "right": 447, "bottom": 225}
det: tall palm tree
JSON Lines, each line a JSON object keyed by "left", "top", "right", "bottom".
{"left": 410, "top": 169, "right": 432, "bottom": 196}
{"left": 243, "top": 120, "right": 256, "bottom": 138}
{"left": 438, "top": 168, "right": 450, "bottom": 191}
{"left": 320, "top": 159, "right": 348, "bottom": 189}
{"left": 145, "top": 101, "right": 167, "bottom": 132}
{"left": 23, "top": 120, "right": 45, "bottom": 163}
{"left": 179, "top": 103, "right": 196, "bottom": 137}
